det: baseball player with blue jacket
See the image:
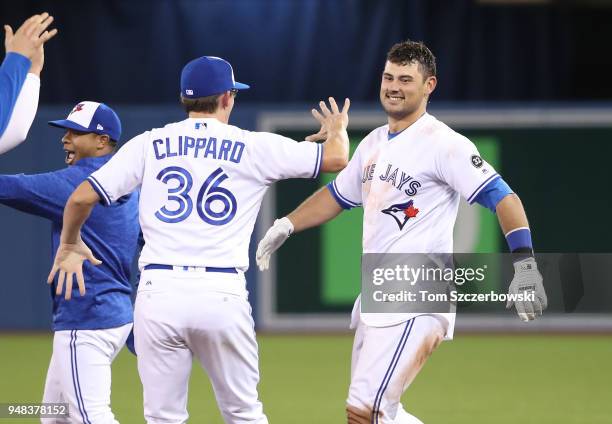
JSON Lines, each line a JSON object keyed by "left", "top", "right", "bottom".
{"left": 0, "top": 13, "right": 56, "bottom": 152}
{"left": 256, "top": 41, "right": 548, "bottom": 424}
{"left": 0, "top": 101, "right": 139, "bottom": 423}
{"left": 49, "top": 56, "right": 350, "bottom": 423}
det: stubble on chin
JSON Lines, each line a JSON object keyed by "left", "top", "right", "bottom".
{"left": 381, "top": 102, "right": 416, "bottom": 121}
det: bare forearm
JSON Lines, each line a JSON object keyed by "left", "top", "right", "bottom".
{"left": 60, "top": 181, "right": 100, "bottom": 243}
{"left": 321, "top": 129, "right": 350, "bottom": 172}
{"left": 287, "top": 186, "right": 343, "bottom": 233}
{"left": 496, "top": 194, "right": 529, "bottom": 234}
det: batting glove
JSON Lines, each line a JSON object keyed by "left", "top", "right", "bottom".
{"left": 506, "top": 257, "right": 548, "bottom": 322}
{"left": 256, "top": 217, "right": 294, "bottom": 271}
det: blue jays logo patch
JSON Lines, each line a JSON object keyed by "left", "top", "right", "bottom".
{"left": 381, "top": 200, "right": 419, "bottom": 230}
{"left": 69, "top": 103, "right": 84, "bottom": 116}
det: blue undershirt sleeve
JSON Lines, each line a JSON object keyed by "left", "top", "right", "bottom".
{"left": 473, "top": 177, "right": 514, "bottom": 213}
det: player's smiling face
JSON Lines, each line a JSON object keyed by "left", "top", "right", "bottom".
{"left": 380, "top": 61, "right": 435, "bottom": 121}
{"left": 61, "top": 129, "right": 102, "bottom": 165}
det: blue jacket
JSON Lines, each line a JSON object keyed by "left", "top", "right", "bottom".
{"left": 0, "top": 53, "right": 30, "bottom": 137}
{"left": 0, "top": 155, "right": 140, "bottom": 331}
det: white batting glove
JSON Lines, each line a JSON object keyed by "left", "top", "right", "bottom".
{"left": 506, "top": 257, "right": 548, "bottom": 322}
{"left": 256, "top": 217, "right": 294, "bottom": 271}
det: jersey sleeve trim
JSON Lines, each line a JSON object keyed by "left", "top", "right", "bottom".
{"left": 467, "top": 173, "right": 500, "bottom": 204}
{"left": 87, "top": 175, "right": 112, "bottom": 206}
{"left": 327, "top": 180, "right": 360, "bottom": 210}
{"left": 312, "top": 144, "right": 323, "bottom": 178}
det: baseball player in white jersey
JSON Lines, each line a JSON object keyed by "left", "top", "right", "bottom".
{"left": 48, "top": 55, "right": 350, "bottom": 423}
{"left": 256, "top": 41, "right": 548, "bottom": 424}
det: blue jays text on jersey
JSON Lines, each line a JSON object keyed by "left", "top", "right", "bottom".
{"left": 153, "top": 135, "right": 245, "bottom": 163}
{"left": 0, "top": 155, "right": 140, "bottom": 331}
{"left": 362, "top": 162, "right": 421, "bottom": 196}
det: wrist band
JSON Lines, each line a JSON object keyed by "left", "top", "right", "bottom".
{"left": 505, "top": 227, "right": 533, "bottom": 254}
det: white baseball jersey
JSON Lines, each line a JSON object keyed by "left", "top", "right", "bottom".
{"left": 89, "top": 117, "right": 322, "bottom": 279}
{"left": 329, "top": 112, "right": 498, "bottom": 335}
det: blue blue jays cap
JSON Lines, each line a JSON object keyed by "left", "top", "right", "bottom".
{"left": 48, "top": 101, "right": 122, "bottom": 142}
{"left": 180, "top": 56, "right": 250, "bottom": 99}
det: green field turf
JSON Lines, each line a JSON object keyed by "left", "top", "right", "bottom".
{"left": 0, "top": 333, "right": 610, "bottom": 423}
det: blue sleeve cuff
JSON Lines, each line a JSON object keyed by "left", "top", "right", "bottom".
{"left": 326, "top": 180, "right": 360, "bottom": 210}
{"left": 87, "top": 176, "right": 112, "bottom": 206}
{"left": 473, "top": 177, "right": 513, "bottom": 212}
{"left": 505, "top": 227, "right": 533, "bottom": 254}
{"left": 3, "top": 52, "right": 32, "bottom": 70}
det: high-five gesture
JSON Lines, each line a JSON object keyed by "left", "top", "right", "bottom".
{"left": 4, "top": 13, "right": 58, "bottom": 61}
{"left": 305, "top": 97, "right": 350, "bottom": 173}
{"left": 306, "top": 97, "right": 350, "bottom": 142}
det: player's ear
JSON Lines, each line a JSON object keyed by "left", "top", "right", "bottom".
{"left": 425, "top": 75, "right": 437, "bottom": 95}
{"left": 97, "top": 134, "right": 111, "bottom": 149}
{"left": 220, "top": 91, "right": 232, "bottom": 109}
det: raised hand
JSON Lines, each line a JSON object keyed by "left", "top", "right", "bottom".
{"left": 4, "top": 13, "right": 58, "bottom": 61}
{"left": 306, "top": 97, "right": 350, "bottom": 142}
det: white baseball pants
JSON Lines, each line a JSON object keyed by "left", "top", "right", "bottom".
{"left": 134, "top": 269, "right": 268, "bottom": 424}
{"left": 347, "top": 315, "right": 446, "bottom": 424}
{"left": 41, "top": 323, "right": 132, "bottom": 424}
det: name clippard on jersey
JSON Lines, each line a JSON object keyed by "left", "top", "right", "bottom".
{"left": 153, "top": 135, "right": 245, "bottom": 163}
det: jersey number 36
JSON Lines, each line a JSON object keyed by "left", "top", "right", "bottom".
{"left": 154, "top": 166, "right": 237, "bottom": 225}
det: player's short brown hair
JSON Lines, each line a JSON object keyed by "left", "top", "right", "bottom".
{"left": 180, "top": 94, "right": 222, "bottom": 114}
{"left": 387, "top": 40, "right": 436, "bottom": 79}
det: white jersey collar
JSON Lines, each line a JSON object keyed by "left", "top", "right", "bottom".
{"left": 387, "top": 112, "right": 432, "bottom": 141}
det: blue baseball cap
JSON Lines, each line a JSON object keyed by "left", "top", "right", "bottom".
{"left": 180, "top": 56, "right": 250, "bottom": 99}
{"left": 48, "top": 101, "right": 122, "bottom": 142}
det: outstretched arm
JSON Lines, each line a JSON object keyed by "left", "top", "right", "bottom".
{"left": 47, "top": 181, "right": 102, "bottom": 300}
{"left": 288, "top": 186, "right": 343, "bottom": 232}
{"left": 256, "top": 186, "right": 343, "bottom": 270}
